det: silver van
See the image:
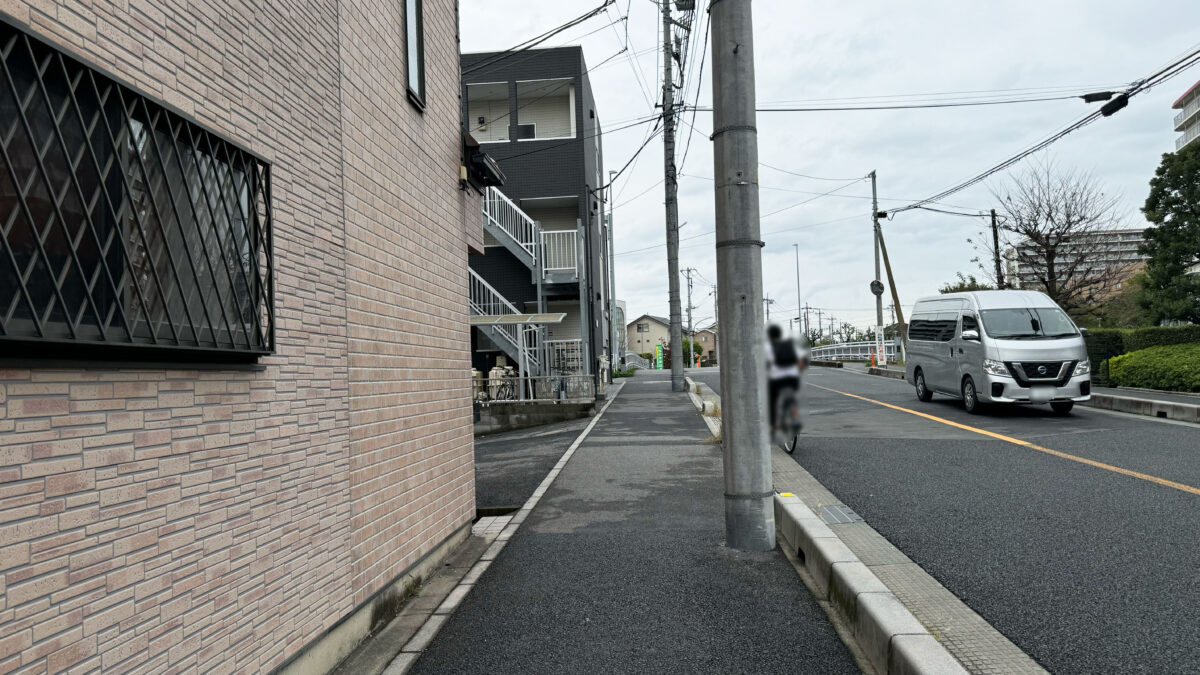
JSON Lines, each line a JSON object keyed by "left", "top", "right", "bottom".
{"left": 904, "top": 290, "right": 1091, "bottom": 414}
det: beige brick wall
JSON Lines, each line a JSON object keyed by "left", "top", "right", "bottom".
{"left": 0, "top": 1, "right": 478, "bottom": 673}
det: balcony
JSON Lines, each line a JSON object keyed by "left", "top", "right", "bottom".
{"left": 1175, "top": 97, "right": 1200, "bottom": 131}
{"left": 542, "top": 230, "right": 579, "bottom": 282}
{"left": 1176, "top": 123, "right": 1200, "bottom": 151}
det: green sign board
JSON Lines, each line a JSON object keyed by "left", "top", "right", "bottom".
{"left": 654, "top": 344, "right": 664, "bottom": 370}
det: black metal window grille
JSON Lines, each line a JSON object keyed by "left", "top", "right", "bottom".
{"left": 0, "top": 22, "right": 274, "bottom": 359}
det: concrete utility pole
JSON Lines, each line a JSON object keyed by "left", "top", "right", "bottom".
{"left": 814, "top": 308, "right": 823, "bottom": 342}
{"left": 609, "top": 170, "right": 619, "bottom": 364}
{"left": 870, "top": 171, "right": 886, "bottom": 365}
{"left": 793, "top": 243, "right": 802, "bottom": 336}
{"left": 662, "top": 0, "right": 685, "bottom": 392}
{"left": 991, "top": 209, "right": 1005, "bottom": 289}
{"left": 711, "top": 0, "right": 773, "bottom": 552}
{"left": 763, "top": 296, "right": 774, "bottom": 322}
{"left": 684, "top": 267, "right": 695, "bottom": 368}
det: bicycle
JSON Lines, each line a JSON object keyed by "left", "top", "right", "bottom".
{"left": 774, "top": 384, "right": 803, "bottom": 454}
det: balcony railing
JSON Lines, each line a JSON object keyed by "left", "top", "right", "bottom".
{"left": 1176, "top": 124, "right": 1200, "bottom": 151}
{"left": 542, "top": 230, "right": 579, "bottom": 276}
{"left": 1174, "top": 97, "right": 1200, "bottom": 130}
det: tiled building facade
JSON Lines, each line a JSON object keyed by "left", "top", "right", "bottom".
{"left": 0, "top": 1, "right": 479, "bottom": 673}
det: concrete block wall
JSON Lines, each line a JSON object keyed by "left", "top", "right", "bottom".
{"left": 0, "top": 1, "right": 478, "bottom": 673}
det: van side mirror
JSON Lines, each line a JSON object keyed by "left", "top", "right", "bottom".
{"left": 1079, "top": 327, "right": 1089, "bottom": 338}
{"left": 961, "top": 329, "right": 980, "bottom": 342}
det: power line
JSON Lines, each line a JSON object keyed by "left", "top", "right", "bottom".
{"left": 760, "top": 162, "right": 867, "bottom": 182}
{"left": 755, "top": 82, "right": 1129, "bottom": 106}
{"left": 494, "top": 114, "right": 659, "bottom": 163}
{"left": 760, "top": 177, "right": 867, "bottom": 219}
{"left": 462, "top": 1, "right": 615, "bottom": 76}
{"left": 891, "top": 45, "right": 1200, "bottom": 214}
{"left": 686, "top": 93, "right": 1095, "bottom": 113}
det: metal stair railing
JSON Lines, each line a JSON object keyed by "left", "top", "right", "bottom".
{"left": 468, "top": 268, "right": 542, "bottom": 373}
{"left": 482, "top": 186, "right": 539, "bottom": 263}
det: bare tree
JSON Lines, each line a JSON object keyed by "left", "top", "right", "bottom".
{"left": 989, "top": 161, "right": 1134, "bottom": 316}
{"left": 835, "top": 322, "right": 859, "bottom": 343}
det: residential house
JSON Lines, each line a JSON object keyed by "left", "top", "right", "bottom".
{"left": 462, "top": 47, "right": 611, "bottom": 394}
{"left": 0, "top": 3, "right": 481, "bottom": 673}
{"left": 627, "top": 314, "right": 671, "bottom": 357}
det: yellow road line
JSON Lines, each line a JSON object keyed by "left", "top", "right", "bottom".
{"left": 810, "top": 383, "right": 1200, "bottom": 497}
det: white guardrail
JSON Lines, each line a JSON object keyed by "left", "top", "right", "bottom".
{"left": 810, "top": 340, "right": 900, "bottom": 362}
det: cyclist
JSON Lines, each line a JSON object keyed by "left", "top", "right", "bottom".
{"left": 766, "top": 324, "right": 808, "bottom": 441}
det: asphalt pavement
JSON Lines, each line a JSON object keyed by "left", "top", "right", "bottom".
{"left": 410, "top": 371, "right": 860, "bottom": 674}
{"left": 474, "top": 418, "right": 590, "bottom": 509}
{"left": 691, "top": 365, "right": 1200, "bottom": 674}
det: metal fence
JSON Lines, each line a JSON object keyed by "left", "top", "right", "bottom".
{"left": 474, "top": 373, "right": 594, "bottom": 402}
{"left": 810, "top": 340, "right": 900, "bottom": 362}
{"left": 622, "top": 353, "right": 650, "bottom": 369}
{"left": 542, "top": 230, "right": 578, "bottom": 275}
{"left": 547, "top": 339, "right": 584, "bottom": 374}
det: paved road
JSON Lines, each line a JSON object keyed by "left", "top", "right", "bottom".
{"left": 691, "top": 365, "right": 1200, "bottom": 674}
{"left": 413, "top": 372, "right": 859, "bottom": 674}
{"left": 474, "top": 418, "right": 590, "bottom": 509}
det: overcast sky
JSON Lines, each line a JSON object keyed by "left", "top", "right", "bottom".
{"left": 461, "top": 1, "right": 1200, "bottom": 333}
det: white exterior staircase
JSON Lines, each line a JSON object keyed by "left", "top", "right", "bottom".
{"left": 468, "top": 268, "right": 543, "bottom": 375}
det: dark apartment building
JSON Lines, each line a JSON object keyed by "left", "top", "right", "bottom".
{"left": 462, "top": 47, "right": 612, "bottom": 395}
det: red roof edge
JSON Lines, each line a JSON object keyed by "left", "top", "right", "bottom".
{"left": 1172, "top": 79, "right": 1200, "bottom": 109}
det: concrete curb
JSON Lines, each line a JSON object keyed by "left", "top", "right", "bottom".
{"left": 867, "top": 366, "right": 906, "bottom": 380}
{"left": 683, "top": 377, "right": 722, "bottom": 438}
{"left": 375, "top": 382, "right": 628, "bottom": 674}
{"left": 1084, "top": 392, "right": 1200, "bottom": 424}
{"left": 775, "top": 494, "right": 967, "bottom": 675}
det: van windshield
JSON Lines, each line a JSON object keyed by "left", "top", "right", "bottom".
{"left": 979, "top": 308, "right": 1078, "bottom": 339}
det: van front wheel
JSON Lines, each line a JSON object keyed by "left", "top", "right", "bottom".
{"left": 962, "top": 377, "right": 982, "bottom": 414}
{"left": 915, "top": 370, "right": 933, "bottom": 402}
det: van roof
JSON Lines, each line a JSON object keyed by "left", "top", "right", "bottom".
{"left": 914, "top": 290, "right": 1057, "bottom": 310}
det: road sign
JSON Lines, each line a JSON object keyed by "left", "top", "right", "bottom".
{"left": 875, "top": 325, "right": 887, "bottom": 366}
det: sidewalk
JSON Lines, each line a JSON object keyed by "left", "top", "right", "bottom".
{"left": 406, "top": 372, "right": 859, "bottom": 673}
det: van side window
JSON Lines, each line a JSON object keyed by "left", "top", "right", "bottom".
{"left": 934, "top": 312, "right": 957, "bottom": 342}
{"left": 961, "top": 314, "right": 979, "bottom": 335}
{"left": 908, "top": 314, "right": 937, "bottom": 341}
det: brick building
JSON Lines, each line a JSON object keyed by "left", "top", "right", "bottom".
{"left": 0, "top": 2, "right": 481, "bottom": 673}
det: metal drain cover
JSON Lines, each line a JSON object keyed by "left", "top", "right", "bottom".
{"left": 818, "top": 504, "right": 864, "bottom": 524}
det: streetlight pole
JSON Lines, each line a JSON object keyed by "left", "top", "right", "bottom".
{"left": 793, "top": 243, "right": 803, "bottom": 337}
{"left": 711, "top": 0, "right": 773, "bottom": 552}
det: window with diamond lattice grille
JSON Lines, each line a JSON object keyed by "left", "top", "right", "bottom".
{"left": 1, "top": 22, "right": 274, "bottom": 359}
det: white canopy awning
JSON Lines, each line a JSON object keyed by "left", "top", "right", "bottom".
{"left": 470, "top": 312, "right": 567, "bottom": 326}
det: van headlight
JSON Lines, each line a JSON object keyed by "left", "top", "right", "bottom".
{"left": 1073, "top": 359, "right": 1090, "bottom": 376}
{"left": 984, "top": 359, "right": 1010, "bottom": 377}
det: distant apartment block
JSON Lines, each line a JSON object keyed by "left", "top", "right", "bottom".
{"left": 1173, "top": 79, "right": 1200, "bottom": 152}
{"left": 1005, "top": 228, "right": 1148, "bottom": 291}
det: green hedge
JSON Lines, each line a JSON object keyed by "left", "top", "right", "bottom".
{"left": 1123, "top": 325, "right": 1200, "bottom": 351}
{"left": 1085, "top": 325, "right": 1200, "bottom": 385}
{"left": 1108, "top": 343, "right": 1200, "bottom": 392}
